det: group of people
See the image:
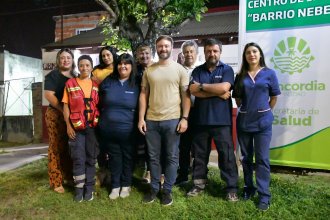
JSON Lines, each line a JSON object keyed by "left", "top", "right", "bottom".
{"left": 44, "top": 35, "right": 280, "bottom": 211}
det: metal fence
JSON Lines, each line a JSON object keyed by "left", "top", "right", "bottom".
{"left": 0, "top": 77, "right": 35, "bottom": 140}
{"left": 0, "top": 77, "right": 35, "bottom": 117}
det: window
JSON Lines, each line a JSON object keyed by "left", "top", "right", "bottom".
{"left": 75, "top": 28, "right": 93, "bottom": 35}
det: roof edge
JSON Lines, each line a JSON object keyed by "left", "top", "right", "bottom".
{"left": 53, "top": 10, "right": 107, "bottom": 21}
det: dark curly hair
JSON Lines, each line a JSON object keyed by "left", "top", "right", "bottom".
{"left": 111, "top": 53, "right": 137, "bottom": 88}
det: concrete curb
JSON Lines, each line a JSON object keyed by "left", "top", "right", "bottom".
{"left": 1, "top": 144, "right": 48, "bottom": 152}
{"left": 0, "top": 154, "right": 47, "bottom": 173}
{"left": 3, "top": 145, "right": 48, "bottom": 152}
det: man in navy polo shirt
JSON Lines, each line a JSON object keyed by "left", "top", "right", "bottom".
{"left": 187, "top": 38, "right": 238, "bottom": 202}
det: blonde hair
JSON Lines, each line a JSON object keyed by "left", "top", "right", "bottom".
{"left": 55, "top": 48, "right": 76, "bottom": 71}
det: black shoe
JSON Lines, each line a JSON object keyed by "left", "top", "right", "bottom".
{"left": 187, "top": 186, "right": 204, "bottom": 197}
{"left": 84, "top": 188, "right": 94, "bottom": 201}
{"left": 143, "top": 189, "right": 157, "bottom": 204}
{"left": 161, "top": 190, "right": 173, "bottom": 206}
{"left": 74, "top": 188, "right": 84, "bottom": 203}
{"left": 242, "top": 189, "right": 256, "bottom": 200}
{"left": 257, "top": 202, "right": 270, "bottom": 211}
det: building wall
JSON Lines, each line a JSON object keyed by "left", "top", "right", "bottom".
{"left": 53, "top": 11, "right": 107, "bottom": 42}
{"left": 1, "top": 116, "right": 33, "bottom": 143}
{"left": 0, "top": 52, "right": 4, "bottom": 83}
{"left": 4, "top": 51, "right": 42, "bottom": 82}
{"left": 2, "top": 51, "right": 42, "bottom": 116}
{"left": 32, "top": 82, "right": 43, "bottom": 143}
{"left": 0, "top": 52, "right": 4, "bottom": 118}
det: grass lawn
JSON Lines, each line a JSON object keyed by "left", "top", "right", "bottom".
{"left": 0, "top": 159, "right": 329, "bottom": 220}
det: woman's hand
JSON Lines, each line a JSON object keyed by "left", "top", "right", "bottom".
{"left": 138, "top": 119, "right": 147, "bottom": 135}
{"left": 67, "top": 124, "right": 76, "bottom": 140}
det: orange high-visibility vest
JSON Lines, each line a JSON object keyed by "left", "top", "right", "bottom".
{"left": 66, "top": 78, "right": 99, "bottom": 130}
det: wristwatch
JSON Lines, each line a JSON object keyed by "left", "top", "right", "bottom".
{"left": 199, "top": 83, "right": 204, "bottom": 91}
{"left": 181, "top": 116, "right": 188, "bottom": 121}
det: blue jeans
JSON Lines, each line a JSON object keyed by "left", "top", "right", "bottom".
{"left": 145, "top": 119, "right": 180, "bottom": 192}
{"left": 238, "top": 125, "right": 272, "bottom": 204}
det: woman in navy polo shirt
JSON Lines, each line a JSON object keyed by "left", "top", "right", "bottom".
{"left": 233, "top": 42, "right": 281, "bottom": 211}
{"left": 98, "top": 53, "right": 140, "bottom": 200}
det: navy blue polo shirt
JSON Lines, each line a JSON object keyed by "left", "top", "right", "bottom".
{"left": 98, "top": 77, "right": 139, "bottom": 134}
{"left": 191, "top": 61, "right": 234, "bottom": 126}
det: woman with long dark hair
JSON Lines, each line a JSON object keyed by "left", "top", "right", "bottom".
{"left": 92, "top": 46, "right": 118, "bottom": 84}
{"left": 233, "top": 42, "right": 281, "bottom": 211}
{"left": 98, "top": 53, "right": 140, "bottom": 200}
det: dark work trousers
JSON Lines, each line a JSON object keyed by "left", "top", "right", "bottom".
{"left": 192, "top": 125, "right": 238, "bottom": 193}
{"left": 106, "top": 130, "right": 135, "bottom": 189}
{"left": 69, "top": 127, "right": 99, "bottom": 190}
{"left": 96, "top": 125, "right": 110, "bottom": 172}
{"left": 238, "top": 125, "right": 272, "bottom": 204}
{"left": 97, "top": 139, "right": 110, "bottom": 170}
{"left": 177, "top": 118, "right": 195, "bottom": 179}
{"left": 136, "top": 132, "right": 150, "bottom": 171}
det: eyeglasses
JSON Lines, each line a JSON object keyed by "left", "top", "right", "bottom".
{"left": 59, "top": 48, "right": 72, "bottom": 53}
{"left": 58, "top": 48, "right": 74, "bottom": 58}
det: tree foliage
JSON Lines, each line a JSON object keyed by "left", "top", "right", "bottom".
{"left": 95, "top": 0, "right": 207, "bottom": 54}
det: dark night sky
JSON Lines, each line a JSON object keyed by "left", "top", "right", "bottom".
{"left": 0, "top": 0, "right": 103, "bottom": 58}
{"left": 0, "top": 0, "right": 238, "bottom": 59}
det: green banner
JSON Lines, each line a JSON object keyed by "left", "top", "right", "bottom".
{"left": 246, "top": 0, "right": 330, "bottom": 31}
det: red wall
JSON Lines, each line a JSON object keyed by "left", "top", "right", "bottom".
{"left": 42, "top": 106, "right": 49, "bottom": 143}
{"left": 211, "top": 108, "right": 237, "bottom": 150}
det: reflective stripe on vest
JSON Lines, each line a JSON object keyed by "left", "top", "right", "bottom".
{"left": 72, "top": 120, "right": 83, "bottom": 128}
{"left": 67, "top": 86, "right": 81, "bottom": 92}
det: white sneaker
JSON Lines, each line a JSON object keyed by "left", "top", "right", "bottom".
{"left": 120, "top": 187, "right": 131, "bottom": 198}
{"left": 109, "top": 187, "right": 120, "bottom": 200}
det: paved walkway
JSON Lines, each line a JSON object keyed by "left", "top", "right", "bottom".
{"left": 1, "top": 143, "right": 327, "bottom": 180}
{"left": 0, "top": 143, "right": 48, "bottom": 173}
{"left": 0, "top": 143, "right": 226, "bottom": 173}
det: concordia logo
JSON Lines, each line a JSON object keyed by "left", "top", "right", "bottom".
{"left": 270, "top": 37, "right": 314, "bottom": 75}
